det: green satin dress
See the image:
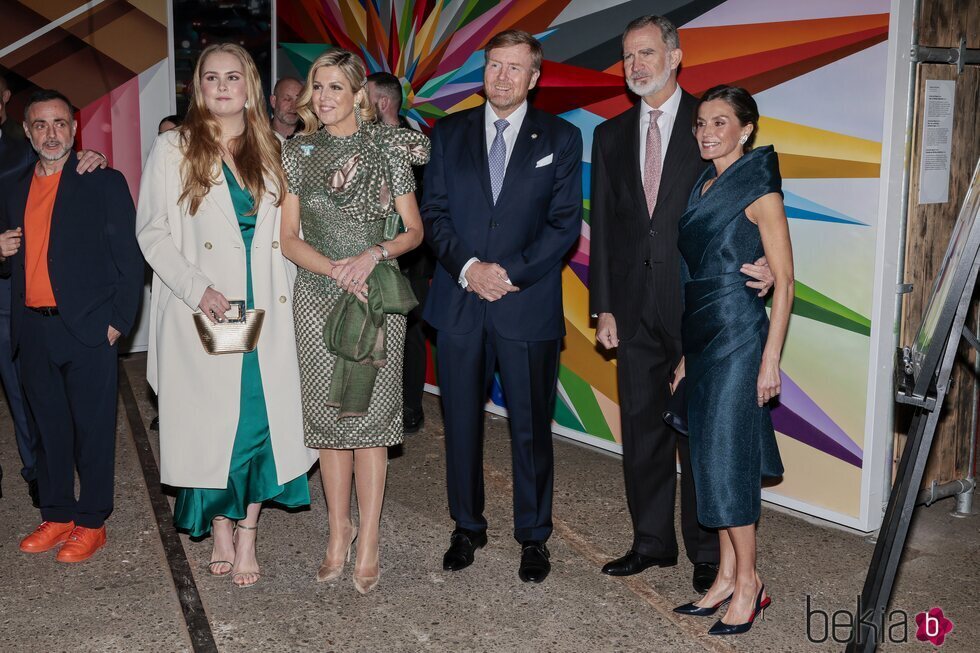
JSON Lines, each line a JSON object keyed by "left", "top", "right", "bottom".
{"left": 173, "top": 164, "right": 310, "bottom": 537}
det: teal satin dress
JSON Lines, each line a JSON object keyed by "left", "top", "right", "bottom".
{"left": 678, "top": 146, "right": 785, "bottom": 529}
{"left": 173, "top": 164, "right": 310, "bottom": 537}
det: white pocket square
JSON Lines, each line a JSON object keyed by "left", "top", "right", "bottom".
{"left": 535, "top": 154, "right": 553, "bottom": 168}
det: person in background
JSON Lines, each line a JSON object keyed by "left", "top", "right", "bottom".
{"left": 0, "top": 72, "right": 108, "bottom": 505}
{"left": 158, "top": 115, "right": 181, "bottom": 134}
{"left": 671, "top": 85, "right": 791, "bottom": 636}
{"left": 136, "top": 43, "right": 316, "bottom": 587}
{"left": 269, "top": 76, "right": 303, "bottom": 141}
{"left": 421, "top": 30, "right": 583, "bottom": 584}
{"left": 365, "top": 71, "right": 434, "bottom": 434}
{"left": 3, "top": 89, "right": 143, "bottom": 562}
{"left": 281, "top": 49, "right": 428, "bottom": 594}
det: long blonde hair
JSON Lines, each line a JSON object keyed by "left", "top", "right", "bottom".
{"left": 178, "top": 43, "right": 285, "bottom": 216}
{"left": 296, "top": 48, "right": 376, "bottom": 136}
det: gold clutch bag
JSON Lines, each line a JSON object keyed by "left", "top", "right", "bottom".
{"left": 192, "top": 300, "right": 265, "bottom": 355}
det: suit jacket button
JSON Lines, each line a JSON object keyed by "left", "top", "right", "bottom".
{"left": 649, "top": 229, "right": 658, "bottom": 237}
{"left": 204, "top": 242, "right": 213, "bottom": 250}
{"left": 279, "top": 295, "right": 287, "bottom": 303}
{"left": 272, "top": 240, "right": 279, "bottom": 248}
{"left": 643, "top": 259, "right": 650, "bottom": 267}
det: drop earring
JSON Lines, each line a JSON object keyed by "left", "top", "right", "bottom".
{"left": 354, "top": 102, "right": 363, "bottom": 128}
{"left": 738, "top": 134, "right": 748, "bottom": 146}
{"left": 244, "top": 100, "right": 249, "bottom": 110}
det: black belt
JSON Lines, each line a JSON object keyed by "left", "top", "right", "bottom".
{"left": 28, "top": 306, "right": 59, "bottom": 316}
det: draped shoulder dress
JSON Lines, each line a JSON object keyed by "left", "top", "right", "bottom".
{"left": 173, "top": 163, "right": 311, "bottom": 536}
{"left": 677, "top": 145, "right": 785, "bottom": 529}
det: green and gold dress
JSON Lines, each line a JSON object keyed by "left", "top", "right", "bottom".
{"left": 282, "top": 123, "right": 430, "bottom": 449}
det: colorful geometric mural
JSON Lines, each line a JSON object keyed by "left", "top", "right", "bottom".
{"left": 278, "top": 0, "right": 892, "bottom": 522}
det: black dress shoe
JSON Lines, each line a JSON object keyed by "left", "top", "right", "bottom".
{"left": 403, "top": 407, "right": 424, "bottom": 434}
{"left": 693, "top": 562, "right": 719, "bottom": 594}
{"left": 443, "top": 528, "right": 487, "bottom": 571}
{"left": 28, "top": 478, "right": 40, "bottom": 509}
{"left": 601, "top": 550, "right": 677, "bottom": 576}
{"left": 518, "top": 541, "right": 550, "bottom": 583}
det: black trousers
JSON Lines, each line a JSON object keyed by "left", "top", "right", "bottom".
{"left": 402, "top": 270, "right": 431, "bottom": 413}
{"left": 18, "top": 311, "right": 118, "bottom": 528}
{"left": 437, "top": 313, "right": 559, "bottom": 543}
{"left": 616, "top": 294, "right": 719, "bottom": 564}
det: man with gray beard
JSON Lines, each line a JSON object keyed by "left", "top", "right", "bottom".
{"left": 589, "top": 15, "right": 773, "bottom": 593}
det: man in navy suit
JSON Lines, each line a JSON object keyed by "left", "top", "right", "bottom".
{"left": 1, "top": 89, "right": 142, "bottom": 562}
{"left": 0, "top": 74, "right": 108, "bottom": 504}
{"left": 422, "top": 30, "right": 583, "bottom": 583}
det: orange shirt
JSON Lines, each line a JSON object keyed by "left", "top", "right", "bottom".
{"left": 24, "top": 170, "right": 61, "bottom": 308}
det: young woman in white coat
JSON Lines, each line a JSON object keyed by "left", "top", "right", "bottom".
{"left": 136, "top": 43, "right": 316, "bottom": 587}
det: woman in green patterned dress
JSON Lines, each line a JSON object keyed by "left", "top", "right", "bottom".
{"left": 281, "top": 49, "right": 429, "bottom": 594}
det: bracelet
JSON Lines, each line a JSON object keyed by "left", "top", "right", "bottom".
{"left": 375, "top": 244, "right": 389, "bottom": 260}
{"left": 368, "top": 248, "right": 381, "bottom": 263}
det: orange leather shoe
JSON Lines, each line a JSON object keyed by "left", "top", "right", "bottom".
{"left": 55, "top": 525, "right": 107, "bottom": 563}
{"left": 20, "top": 521, "right": 75, "bottom": 553}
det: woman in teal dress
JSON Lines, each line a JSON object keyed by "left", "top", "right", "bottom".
{"left": 670, "top": 86, "right": 794, "bottom": 635}
{"left": 137, "top": 44, "right": 316, "bottom": 588}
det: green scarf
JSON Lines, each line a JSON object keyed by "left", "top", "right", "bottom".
{"left": 322, "top": 263, "right": 418, "bottom": 418}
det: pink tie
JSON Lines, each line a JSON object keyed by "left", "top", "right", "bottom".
{"left": 643, "top": 109, "right": 663, "bottom": 216}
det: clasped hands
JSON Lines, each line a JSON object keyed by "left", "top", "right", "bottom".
{"left": 331, "top": 248, "right": 379, "bottom": 303}
{"left": 465, "top": 262, "right": 518, "bottom": 301}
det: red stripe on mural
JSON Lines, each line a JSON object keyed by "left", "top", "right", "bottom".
{"left": 678, "top": 26, "right": 888, "bottom": 94}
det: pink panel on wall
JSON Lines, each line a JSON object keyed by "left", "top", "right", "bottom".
{"left": 109, "top": 76, "right": 142, "bottom": 201}
{"left": 76, "top": 76, "right": 142, "bottom": 202}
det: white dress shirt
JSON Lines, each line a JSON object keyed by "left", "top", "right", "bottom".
{"left": 459, "top": 101, "right": 530, "bottom": 287}
{"left": 638, "top": 84, "right": 682, "bottom": 185}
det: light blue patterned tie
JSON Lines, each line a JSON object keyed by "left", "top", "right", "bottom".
{"left": 488, "top": 118, "right": 509, "bottom": 204}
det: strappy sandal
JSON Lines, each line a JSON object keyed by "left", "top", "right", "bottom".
{"left": 231, "top": 523, "right": 260, "bottom": 588}
{"left": 207, "top": 516, "right": 234, "bottom": 577}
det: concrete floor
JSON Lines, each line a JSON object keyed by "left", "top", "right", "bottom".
{"left": 0, "top": 352, "right": 977, "bottom": 652}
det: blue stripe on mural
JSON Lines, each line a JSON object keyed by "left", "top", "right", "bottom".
{"left": 784, "top": 190, "right": 868, "bottom": 226}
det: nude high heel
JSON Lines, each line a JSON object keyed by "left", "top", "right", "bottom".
{"left": 316, "top": 526, "right": 358, "bottom": 583}
{"left": 352, "top": 544, "right": 380, "bottom": 595}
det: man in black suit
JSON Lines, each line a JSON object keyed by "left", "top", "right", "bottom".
{"left": 589, "top": 16, "right": 771, "bottom": 593}
{"left": 1, "top": 89, "right": 143, "bottom": 562}
{"left": 422, "top": 30, "right": 583, "bottom": 583}
{"left": 366, "top": 72, "right": 434, "bottom": 434}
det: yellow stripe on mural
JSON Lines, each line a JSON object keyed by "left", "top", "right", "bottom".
{"left": 775, "top": 153, "right": 881, "bottom": 179}
{"left": 415, "top": 4, "right": 442, "bottom": 60}
{"left": 448, "top": 94, "right": 485, "bottom": 113}
{"left": 339, "top": 1, "right": 366, "bottom": 43}
{"left": 562, "top": 266, "right": 593, "bottom": 344}
{"left": 561, "top": 317, "right": 618, "bottom": 406}
{"left": 757, "top": 116, "right": 881, "bottom": 164}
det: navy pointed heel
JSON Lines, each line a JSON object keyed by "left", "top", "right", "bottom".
{"left": 707, "top": 585, "right": 771, "bottom": 636}
{"left": 673, "top": 592, "right": 734, "bottom": 617}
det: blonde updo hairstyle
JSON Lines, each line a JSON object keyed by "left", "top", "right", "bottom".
{"left": 296, "top": 48, "right": 376, "bottom": 136}
{"left": 178, "top": 43, "right": 285, "bottom": 216}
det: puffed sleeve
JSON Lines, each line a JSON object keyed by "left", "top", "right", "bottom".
{"left": 383, "top": 126, "right": 430, "bottom": 198}
{"left": 281, "top": 136, "right": 303, "bottom": 195}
